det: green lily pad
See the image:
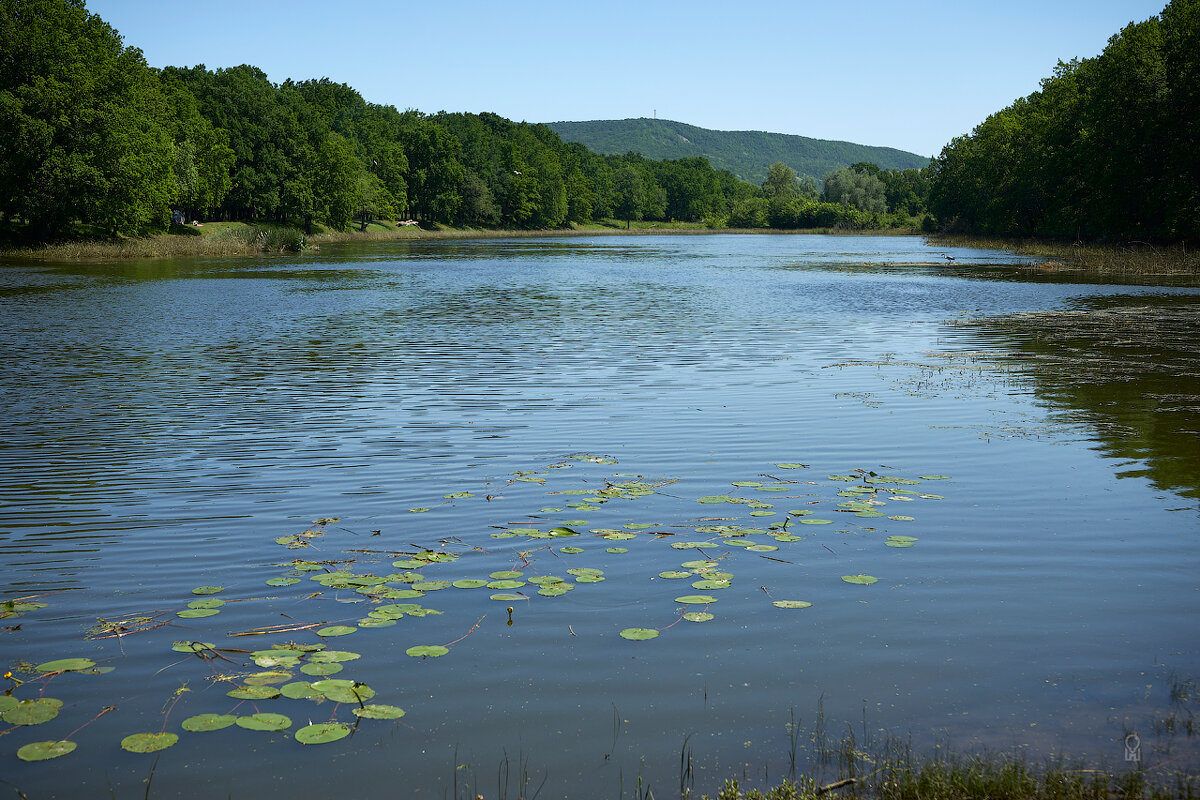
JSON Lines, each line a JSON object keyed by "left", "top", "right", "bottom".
{"left": 746, "top": 544, "right": 779, "bottom": 552}
{"left": 559, "top": 546, "right": 584, "bottom": 554}
{"left": 316, "top": 625, "right": 356, "bottom": 637}
{"left": 624, "top": 523, "right": 654, "bottom": 530}
{"left": 236, "top": 713, "right": 292, "bottom": 731}
{"left": 295, "top": 722, "right": 351, "bottom": 745}
{"left": 245, "top": 670, "right": 292, "bottom": 685}
{"left": 527, "top": 576, "right": 562, "bottom": 585}
{"left": 411, "top": 581, "right": 451, "bottom": 591}
{"left": 683, "top": 612, "right": 715, "bottom": 622}
{"left": 674, "top": 595, "right": 718, "bottom": 605}
{"left": 605, "top": 547, "right": 629, "bottom": 554}
{"left": 227, "top": 685, "right": 281, "bottom": 700}
{"left": 121, "top": 732, "right": 178, "bottom": 753}
{"left": 181, "top": 713, "right": 237, "bottom": 732}
{"left": 538, "top": 584, "right": 573, "bottom": 597}
{"left": 619, "top": 628, "right": 659, "bottom": 640}
{"left": 659, "top": 571, "right": 692, "bottom": 579}
{"left": 691, "top": 580, "right": 731, "bottom": 590}
{"left": 773, "top": 600, "right": 813, "bottom": 609}
{"left": 172, "top": 641, "right": 215, "bottom": 654}
{"left": 452, "top": 579, "right": 488, "bottom": 589}
{"left": 308, "top": 650, "right": 361, "bottom": 663}
{"left": 602, "top": 532, "right": 636, "bottom": 540}
{"left": 776, "top": 464, "right": 807, "bottom": 469}
{"left": 490, "top": 593, "right": 525, "bottom": 601}
{"left": 487, "top": 579, "right": 525, "bottom": 590}
{"left": 187, "top": 598, "right": 225, "bottom": 610}
{"left": 575, "top": 574, "right": 605, "bottom": 583}
{"left": 35, "top": 658, "right": 96, "bottom": 673}
{"left": 310, "top": 679, "right": 375, "bottom": 703}
{"left": 17, "top": 740, "right": 77, "bottom": 761}
{"left": 2, "top": 698, "right": 62, "bottom": 725}
{"left": 177, "top": 608, "right": 220, "bottom": 619}
{"left": 919, "top": 475, "right": 951, "bottom": 480}
{"left": 841, "top": 574, "right": 879, "bottom": 585}
{"left": 266, "top": 577, "right": 301, "bottom": 586}
{"left": 799, "top": 518, "right": 833, "bottom": 525}
{"left": 888, "top": 515, "right": 915, "bottom": 521}
{"left": 697, "top": 496, "right": 734, "bottom": 504}
{"left": 353, "top": 704, "right": 406, "bottom": 719}
{"left": 489, "top": 570, "right": 523, "bottom": 580}
{"left": 671, "top": 541, "right": 715, "bottom": 550}
{"left": 408, "top": 507, "right": 430, "bottom": 513}
{"left": 406, "top": 645, "right": 449, "bottom": 658}
{"left": 549, "top": 526, "right": 579, "bottom": 536}
{"left": 443, "top": 492, "right": 474, "bottom": 499}
{"left": 281, "top": 682, "right": 323, "bottom": 700}
{"left": 301, "top": 662, "right": 343, "bottom": 676}
{"left": 191, "top": 586, "right": 223, "bottom": 595}
{"left": 391, "top": 559, "right": 424, "bottom": 569}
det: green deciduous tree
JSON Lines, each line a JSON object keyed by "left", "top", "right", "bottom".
{"left": 0, "top": 0, "right": 176, "bottom": 238}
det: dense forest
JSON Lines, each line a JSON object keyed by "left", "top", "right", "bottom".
{"left": 0, "top": 0, "right": 930, "bottom": 243}
{"left": 929, "top": 0, "right": 1198, "bottom": 241}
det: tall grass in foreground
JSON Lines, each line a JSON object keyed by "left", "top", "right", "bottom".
{"left": 931, "top": 235, "right": 1200, "bottom": 275}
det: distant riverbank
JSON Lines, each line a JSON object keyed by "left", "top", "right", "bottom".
{"left": 0, "top": 219, "right": 921, "bottom": 261}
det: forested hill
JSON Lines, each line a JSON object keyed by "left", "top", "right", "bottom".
{"left": 545, "top": 118, "right": 929, "bottom": 184}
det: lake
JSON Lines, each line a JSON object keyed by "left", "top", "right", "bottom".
{"left": 1, "top": 234, "right": 1197, "bottom": 798}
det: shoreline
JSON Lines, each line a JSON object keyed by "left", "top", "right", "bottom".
{"left": 0, "top": 220, "right": 920, "bottom": 262}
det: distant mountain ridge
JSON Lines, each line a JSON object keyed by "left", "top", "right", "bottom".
{"left": 545, "top": 118, "right": 929, "bottom": 184}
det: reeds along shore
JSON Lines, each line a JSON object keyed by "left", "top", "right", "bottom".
{"left": 930, "top": 235, "right": 1200, "bottom": 276}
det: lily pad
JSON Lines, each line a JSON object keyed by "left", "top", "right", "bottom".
{"left": 490, "top": 593, "right": 524, "bottom": 601}
{"left": 295, "top": 722, "right": 351, "bottom": 745}
{"left": 172, "top": 641, "right": 215, "bottom": 654}
{"left": 919, "top": 475, "right": 951, "bottom": 480}
{"left": 487, "top": 579, "right": 525, "bottom": 590}
{"left": 17, "top": 740, "right": 77, "bottom": 761}
{"left": 605, "top": 547, "right": 629, "bottom": 554}
{"left": 181, "top": 713, "right": 237, "bottom": 732}
{"left": 537, "top": 584, "right": 573, "bottom": 597}
{"left": 121, "top": 732, "right": 178, "bottom": 753}
{"left": 406, "top": 645, "right": 449, "bottom": 658}
{"left": 619, "top": 628, "right": 660, "bottom": 641}
{"left": 316, "top": 625, "right": 356, "bottom": 637}
{"left": 489, "top": 570, "right": 523, "bottom": 580}
{"left": 2, "top": 698, "right": 62, "bottom": 725}
{"left": 799, "top": 518, "right": 833, "bottom": 525}
{"left": 281, "top": 682, "right": 323, "bottom": 700}
{"left": 191, "top": 586, "right": 223, "bottom": 595}
{"left": 308, "top": 650, "right": 361, "bottom": 663}
{"left": 236, "top": 712, "right": 292, "bottom": 731}
{"left": 659, "top": 571, "right": 692, "bottom": 579}
{"left": 310, "top": 679, "right": 375, "bottom": 703}
{"left": 443, "top": 492, "right": 474, "bottom": 499}
{"left": 245, "top": 670, "right": 292, "bottom": 685}
{"left": 35, "top": 658, "right": 96, "bottom": 673}
{"left": 558, "top": 546, "right": 584, "bottom": 554}
{"left": 674, "top": 595, "right": 718, "bottom": 605}
{"left": 266, "top": 577, "right": 301, "bottom": 586}
{"left": 691, "top": 580, "right": 731, "bottom": 590}
{"left": 841, "top": 574, "right": 879, "bottom": 585}
{"left": 772, "top": 600, "right": 813, "bottom": 609}
{"left": 227, "top": 685, "right": 281, "bottom": 700}
{"left": 177, "top": 608, "right": 220, "bottom": 619}
{"left": 452, "top": 579, "right": 488, "bottom": 589}
{"left": 683, "top": 612, "right": 715, "bottom": 622}
{"left": 353, "top": 704, "right": 406, "bottom": 719}
{"left": 301, "top": 662, "right": 343, "bottom": 676}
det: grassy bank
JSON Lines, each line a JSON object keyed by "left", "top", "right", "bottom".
{"left": 1, "top": 219, "right": 923, "bottom": 261}
{"left": 931, "top": 235, "right": 1200, "bottom": 276}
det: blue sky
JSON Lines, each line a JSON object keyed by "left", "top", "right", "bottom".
{"left": 88, "top": 0, "right": 1167, "bottom": 158}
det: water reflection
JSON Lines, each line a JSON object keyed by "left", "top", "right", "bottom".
{"left": 968, "top": 295, "right": 1200, "bottom": 500}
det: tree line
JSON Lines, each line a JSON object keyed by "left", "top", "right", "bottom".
{"left": 0, "top": 0, "right": 935, "bottom": 243}
{"left": 927, "top": 0, "right": 1198, "bottom": 241}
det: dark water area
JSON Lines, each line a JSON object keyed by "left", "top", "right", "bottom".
{"left": 1, "top": 235, "right": 1197, "bottom": 798}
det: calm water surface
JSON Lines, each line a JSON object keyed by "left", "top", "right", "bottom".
{"left": 1, "top": 235, "right": 1197, "bottom": 798}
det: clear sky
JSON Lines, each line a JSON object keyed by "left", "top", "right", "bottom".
{"left": 87, "top": 0, "right": 1167, "bottom": 158}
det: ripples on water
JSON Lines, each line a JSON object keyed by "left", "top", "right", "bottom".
{"left": 1, "top": 235, "right": 1197, "bottom": 798}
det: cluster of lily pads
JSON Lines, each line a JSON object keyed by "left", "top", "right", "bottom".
{"left": 2, "top": 454, "right": 949, "bottom": 765}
